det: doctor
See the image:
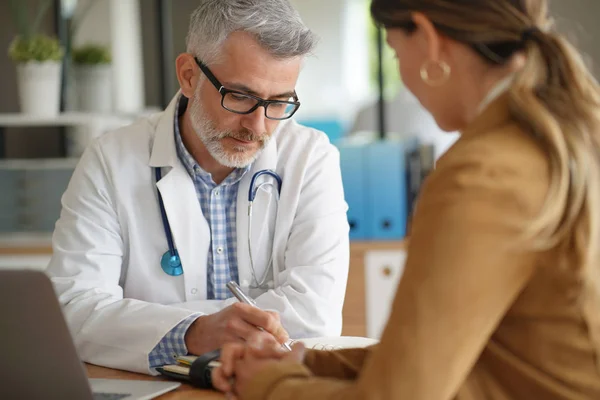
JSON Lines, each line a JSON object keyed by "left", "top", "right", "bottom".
{"left": 47, "top": 0, "right": 349, "bottom": 375}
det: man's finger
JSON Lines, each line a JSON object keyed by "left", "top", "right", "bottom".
{"left": 226, "top": 314, "right": 265, "bottom": 341}
{"left": 236, "top": 306, "right": 281, "bottom": 334}
{"left": 265, "top": 311, "right": 290, "bottom": 343}
{"left": 247, "top": 330, "right": 279, "bottom": 347}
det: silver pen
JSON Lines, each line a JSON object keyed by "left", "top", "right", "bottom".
{"left": 226, "top": 281, "right": 292, "bottom": 351}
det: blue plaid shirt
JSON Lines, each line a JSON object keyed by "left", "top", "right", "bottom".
{"left": 148, "top": 95, "right": 249, "bottom": 368}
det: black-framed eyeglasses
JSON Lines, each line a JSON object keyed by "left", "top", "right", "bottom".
{"left": 194, "top": 57, "right": 301, "bottom": 120}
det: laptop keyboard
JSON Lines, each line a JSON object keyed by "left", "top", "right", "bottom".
{"left": 92, "top": 393, "right": 131, "bottom": 400}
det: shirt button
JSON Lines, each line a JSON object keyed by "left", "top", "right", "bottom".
{"left": 216, "top": 247, "right": 224, "bottom": 254}
{"left": 214, "top": 190, "right": 220, "bottom": 196}
{"left": 191, "top": 288, "right": 197, "bottom": 294}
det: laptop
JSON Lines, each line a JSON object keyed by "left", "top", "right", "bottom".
{"left": 0, "top": 270, "right": 181, "bottom": 400}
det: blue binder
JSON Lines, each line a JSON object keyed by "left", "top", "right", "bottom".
{"left": 365, "top": 140, "right": 410, "bottom": 239}
{"left": 338, "top": 141, "right": 369, "bottom": 239}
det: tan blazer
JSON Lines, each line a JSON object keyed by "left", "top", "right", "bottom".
{"left": 244, "top": 95, "right": 600, "bottom": 400}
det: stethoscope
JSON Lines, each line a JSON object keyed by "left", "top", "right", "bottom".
{"left": 156, "top": 167, "right": 282, "bottom": 289}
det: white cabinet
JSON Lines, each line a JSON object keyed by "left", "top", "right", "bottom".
{"left": 365, "top": 249, "right": 406, "bottom": 339}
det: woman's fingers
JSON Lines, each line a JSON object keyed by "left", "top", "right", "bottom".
{"left": 283, "top": 342, "right": 306, "bottom": 363}
{"left": 219, "top": 342, "right": 246, "bottom": 376}
{"left": 211, "top": 366, "right": 233, "bottom": 393}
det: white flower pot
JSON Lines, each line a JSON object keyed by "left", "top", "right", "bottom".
{"left": 16, "top": 62, "right": 62, "bottom": 116}
{"left": 74, "top": 64, "right": 113, "bottom": 113}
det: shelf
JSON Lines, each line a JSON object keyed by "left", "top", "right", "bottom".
{"left": 0, "top": 112, "right": 134, "bottom": 128}
{"left": 0, "top": 158, "right": 79, "bottom": 170}
{"left": 0, "top": 108, "right": 161, "bottom": 128}
{"left": 0, "top": 232, "right": 53, "bottom": 250}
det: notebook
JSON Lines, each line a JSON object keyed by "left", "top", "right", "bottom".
{"left": 290, "top": 336, "right": 378, "bottom": 350}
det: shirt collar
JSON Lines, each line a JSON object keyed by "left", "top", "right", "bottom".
{"left": 477, "top": 74, "right": 514, "bottom": 114}
{"left": 173, "top": 95, "right": 250, "bottom": 187}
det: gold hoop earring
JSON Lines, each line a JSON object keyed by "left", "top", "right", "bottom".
{"left": 420, "top": 60, "right": 451, "bottom": 87}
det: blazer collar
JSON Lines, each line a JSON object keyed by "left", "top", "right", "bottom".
{"left": 462, "top": 75, "right": 514, "bottom": 137}
{"left": 461, "top": 93, "right": 512, "bottom": 137}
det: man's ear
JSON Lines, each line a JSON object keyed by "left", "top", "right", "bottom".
{"left": 176, "top": 53, "right": 198, "bottom": 98}
{"left": 412, "top": 12, "right": 444, "bottom": 62}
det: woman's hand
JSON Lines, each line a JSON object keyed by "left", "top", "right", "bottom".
{"left": 212, "top": 334, "right": 306, "bottom": 398}
{"left": 231, "top": 342, "right": 306, "bottom": 396}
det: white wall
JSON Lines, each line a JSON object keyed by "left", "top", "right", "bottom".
{"left": 291, "top": 0, "right": 371, "bottom": 123}
{"left": 70, "top": 0, "right": 111, "bottom": 48}
{"left": 550, "top": 0, "right": 600, "bottom": 78}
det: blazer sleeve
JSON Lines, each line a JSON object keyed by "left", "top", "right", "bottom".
{"left": 241, "top": 131, "right": 550, "bottom": 400}
{"left": 303, "top": 346, "right": 376, "bottom": 379}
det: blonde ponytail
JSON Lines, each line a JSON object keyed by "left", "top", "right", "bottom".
{"left": 509, "top": 29, "right": 600, "bottom": 368}
{"left": 509, "top": 29, "right": 600, "bottom": 280}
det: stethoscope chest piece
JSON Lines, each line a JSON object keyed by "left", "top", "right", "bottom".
{"left": 161, "top": 250, "right": 183, "bottom": 276}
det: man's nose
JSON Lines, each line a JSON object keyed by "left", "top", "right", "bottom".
{"left": 240, "top": 107, "right": 267, "bottom": 136}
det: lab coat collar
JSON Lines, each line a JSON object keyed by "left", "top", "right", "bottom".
{"left": 149, "top": 92, "right": 181, "bottom": 168}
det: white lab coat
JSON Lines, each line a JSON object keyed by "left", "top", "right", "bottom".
{"left": 46, "top": 95, "right": 350, "bottom": 374}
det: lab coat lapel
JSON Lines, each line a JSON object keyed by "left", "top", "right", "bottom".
{"left": 236, "top": 135, "right": 279, "bottom": 292}
{"left": 149, "top": 92, "right": 210, "bottom": 300}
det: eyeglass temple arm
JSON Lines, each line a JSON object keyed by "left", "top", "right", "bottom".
{"left": 194, "top": 57, "right": 224, "bottom": 92}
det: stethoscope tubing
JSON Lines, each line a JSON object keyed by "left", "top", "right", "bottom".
{"left": 156, "top": 167, "right": 282, "bottom": 286}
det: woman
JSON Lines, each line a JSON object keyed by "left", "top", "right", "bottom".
{"left": 212, "top": 0, "right": 600, "bottom": 398}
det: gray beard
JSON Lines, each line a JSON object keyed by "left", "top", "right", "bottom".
{"left": 188, "top": 88, "right": 270, "bottom": 169}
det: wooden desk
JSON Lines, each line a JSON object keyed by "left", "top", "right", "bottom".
{"left": 86, "top": 364, "right": 224, "bottom": 399}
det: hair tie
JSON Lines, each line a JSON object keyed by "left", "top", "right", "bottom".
{"left": 522, "top": 27, "right": 541, "bottom": 43}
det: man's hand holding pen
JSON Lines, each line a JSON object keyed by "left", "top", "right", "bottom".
{"left": 184, "top": 302, "right": 289, "bottom": 356}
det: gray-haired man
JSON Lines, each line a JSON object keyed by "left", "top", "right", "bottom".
{"left": 47, "top": 0, "right": 350, "bottom": 374}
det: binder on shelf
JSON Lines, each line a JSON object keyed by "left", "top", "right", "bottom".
{"left": 406, "top": 143, "right": 435, "bottom": 222}
{"left": 365, "top": 140, "right": 406, "bottom": 239}
{"left": 338, "top": 139, "right": 369, "bottom": 239}
{"left": 365, "top": 138, "right": 419, "bottom": 240}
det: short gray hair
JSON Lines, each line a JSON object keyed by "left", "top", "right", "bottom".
{"left": 186, "top": 0, "right": 317, "bottom": 65}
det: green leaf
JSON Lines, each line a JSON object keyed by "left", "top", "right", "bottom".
{"left": 8, "top": 35, "right": 65, "bottom": 63}
{"left": 72, "top": 44, "right": 112, "bottom": 65}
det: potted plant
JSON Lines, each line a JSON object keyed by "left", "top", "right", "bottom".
{"left": 7, "top": 0, "right": 64, "bottom": 116}
{"left": 72, "top": 44, "right": 113, "bottom": 112}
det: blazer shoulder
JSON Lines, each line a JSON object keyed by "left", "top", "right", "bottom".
{"left": 440, "top": 122, "right": 548, "bottom": 179}
{"left": 428, "top": 122, "right": 550, "bottom": 218}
